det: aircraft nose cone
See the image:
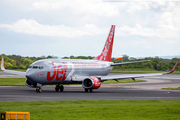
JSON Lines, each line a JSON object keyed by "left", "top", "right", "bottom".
{"left": 26, "top": 70, "right": 35, "bottom": 81}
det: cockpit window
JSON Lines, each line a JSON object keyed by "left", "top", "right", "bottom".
{"left": 39, "top": 66, "right": 44, "bottom": 69}
{"left": 28, "top": 66, "right": 44, "bottom": 69}
{"left": 32, "top": 66, "right": 38, "bottom": 69}
{"left": 28, "top": 66, "right": 32, "bottom": 68}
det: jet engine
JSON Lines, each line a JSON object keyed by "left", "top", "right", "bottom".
{"left": 82, "top": 77, "right": 101, "bottom": 89}
{"left": 25, "top": 79, "right": 37, "bottom": 88}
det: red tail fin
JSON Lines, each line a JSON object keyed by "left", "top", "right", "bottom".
{"left": 93, "top": 25, "right": 115, "bottom": 61}
{"left": 1, "top": 57, "right": 5, "bottom": 70}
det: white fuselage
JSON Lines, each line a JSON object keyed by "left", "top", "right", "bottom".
{"left": 26, "top": 59, "right": 113, "bottom": 85}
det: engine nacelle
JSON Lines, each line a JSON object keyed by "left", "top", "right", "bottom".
{"left": 82, "top": 77, "right": 101, "bottom": 89}
{"left": 25, "top": 79, "right": 37, "bottom": 88}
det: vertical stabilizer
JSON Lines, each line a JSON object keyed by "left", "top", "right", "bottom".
{"left": 93, "top": 25, "right": 115, "bottom": 61}
{"left": 1, "top": 57, "right": 5, "bottom": 70}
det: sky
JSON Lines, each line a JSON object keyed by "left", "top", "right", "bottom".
{"left": 0, "top": 0, "right": 180, "bottom": 58}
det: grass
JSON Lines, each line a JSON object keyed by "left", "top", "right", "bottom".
{"left": 162, "top": 87, "right": 180, "bottom": 90}
{"left": 7, "top": 69, "right": 27, "bottom": 72}
{"left": 0, "top": 78, "right": 144, "bottom": 86}
{"left": 0, "top": 78, "right": 26, "bottom": 86}
{"left": 0, "top": 100, "right": 180, "bottom": 120}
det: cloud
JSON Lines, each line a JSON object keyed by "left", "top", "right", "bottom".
{"left": 115, "top": 2, "right": 180, "bottom": 39}
{"left": 116, "top": 23, "right": 180, "bottom": 39}
{"left": 1, "top": 17, "right": 180, "bottom": 39}
{"left": 1, "top": 1, "right": 180, "bottom": 39}
{"left": 0, "top": 19, "right": 106, "bottom": 38}
{"left": 32, "top": 0, "right": 119, "bottom": 17}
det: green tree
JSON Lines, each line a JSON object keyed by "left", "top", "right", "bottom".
{"left": 122, "top": 54, "right": 129, "bottom": 62}
{"left": 20, "top": 58, "right": 33, "bottom": 69}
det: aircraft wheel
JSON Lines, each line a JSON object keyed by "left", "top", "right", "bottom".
{"left": 39, "top": 88, "right": 42, "bottom": 93}
{"left": 90, "top": 89, "right": 93, "bottom": 92}
{"left": 55, "top": 87, "right": 60, "bottom": 92}
{"left": 36, "top": 87, "right": 42, "bottom": 93}
{"left": 60, "top": 85, "right": 64, "bottom": 92}
{"left": 85, "top": 88, "right": 88, "bottom": 92}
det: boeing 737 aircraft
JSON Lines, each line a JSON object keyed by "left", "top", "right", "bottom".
{"left": 1, "top": 25, "right": 179, "bottom": 93}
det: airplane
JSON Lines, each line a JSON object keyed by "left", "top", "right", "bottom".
{"left": 1, "top": 25, "right": 179, "bottom": 93}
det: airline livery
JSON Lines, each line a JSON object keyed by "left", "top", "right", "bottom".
{"left": 1, "top": 25, "right": 179, "bottom": 93}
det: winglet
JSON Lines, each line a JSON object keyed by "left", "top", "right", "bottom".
{"left": 167, "top": 59, "right": 179, "bottom": 74}
{"left": 1, "top": 57, "right": 5, "bottom": 70}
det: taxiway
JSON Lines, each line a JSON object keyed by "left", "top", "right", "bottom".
{"left": 0, "top": 72, "right": 180, "bottom": 101}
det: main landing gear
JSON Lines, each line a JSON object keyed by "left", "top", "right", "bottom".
{"left": 35, "top": 84, "right": 64, "bottom": 93}
{"left": 55, "top": 84, "right": 64, "bottom": 92}
{"left": 85, "top": 88, "right": 93, "bottom": 92}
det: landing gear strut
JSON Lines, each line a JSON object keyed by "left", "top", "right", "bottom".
{"left": 55, "top": 84, "right": 64, "bottom": 92}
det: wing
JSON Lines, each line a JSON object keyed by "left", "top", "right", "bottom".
{"left": 103, "top": 59, "right": 179, "bottom": 81}
{"left": 72, "top": 59, "right": 179, "bottom": 82}
{"left": 1, "top": 57, "right": 26, "bottom": 76}
{"left": 101, "top": 73, "right": 164, "bottom": 81}
{"left": 111, "top": 60, "right": 150, "bottom": 66}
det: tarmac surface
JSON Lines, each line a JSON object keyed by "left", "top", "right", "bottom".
{"left": 0, "top": 72, "right": 180, "bottom": 101}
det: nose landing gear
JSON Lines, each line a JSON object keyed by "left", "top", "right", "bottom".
{"left": 36, "top": 83, "right": 43, "bottom": 93}
{"left": 36, "top": 87, "right": 42, "bottom": 93}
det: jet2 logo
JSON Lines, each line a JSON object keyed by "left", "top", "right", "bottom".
{"left": 47, "top": 62, "right": 68, "bottom": 81}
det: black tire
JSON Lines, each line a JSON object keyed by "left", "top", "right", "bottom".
{"left": 90, "top": 89, "right": 93, "bottom": 92}
{"left": 85, "top": 88, "right": 88, "bottom": 92}
{"left": 60, "top": 85, "right": 64, "bottom": 92}
{"left": 55, "top": 87, "right": 60, "bottom": 92}
{"left": 39, "top": 88, "right": 42, "bottom": 93}
{"left": 36, "top": 88, "right": 39, "bottom": 93}
{"left": 36, "top": 87, "right": 42, "bottom": 93}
